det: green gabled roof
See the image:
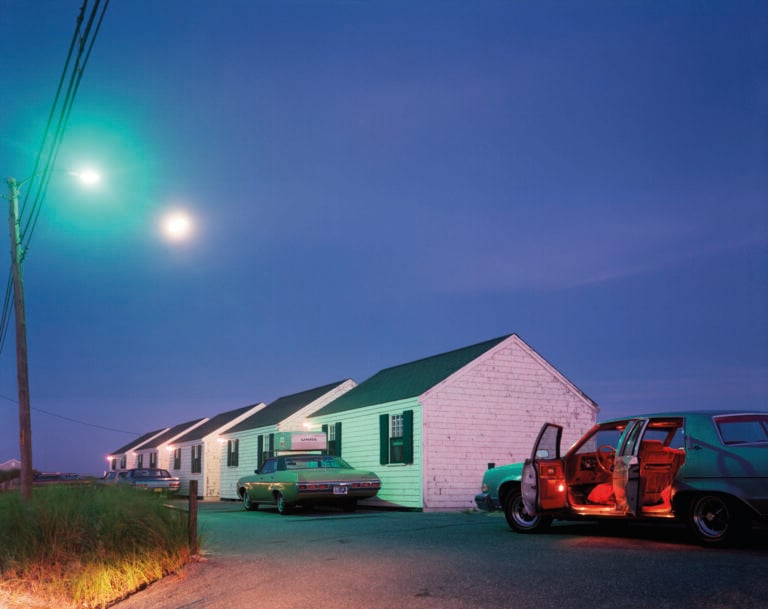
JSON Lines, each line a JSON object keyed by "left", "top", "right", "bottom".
{"left": 309, "top": 335, "right": 511, "bottom": 417}
{"left": 110, "top": 427, "right": 168, "bottom": 456}
{"left": 143, "top": 418, "right": 207, "bottom": 448}
{"left": 226, "top": 380, "right": 350, "bottom": 433}
{"left": 174, "top": 406, "right": 258, "bottom": 443}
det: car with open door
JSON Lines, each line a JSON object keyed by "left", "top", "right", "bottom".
{"left": 476, "top": 411, "right": 768, "bottom": 545}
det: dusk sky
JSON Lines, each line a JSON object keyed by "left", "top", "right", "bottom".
{"left": 1, "top": 1, "right": 766, "bottom": 476}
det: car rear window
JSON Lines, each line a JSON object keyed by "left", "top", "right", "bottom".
{"left": 714, "top": 414, "right": 768, "bottom": 445}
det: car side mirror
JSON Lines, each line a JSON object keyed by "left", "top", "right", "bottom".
{"left": 254, "top": 468, "right": 260, "bottom": 474}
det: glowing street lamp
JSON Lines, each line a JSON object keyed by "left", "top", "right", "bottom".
{"left": 71, "top": 168, "right": 101, "bottom": 186}
{"left": 161, "top": 209, "right": 194, "bottom": 242}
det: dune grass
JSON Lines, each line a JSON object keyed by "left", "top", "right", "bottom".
{"left": 0, "top": 484, "right": 193, "bottom": 608}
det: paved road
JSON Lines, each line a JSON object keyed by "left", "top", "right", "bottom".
{"left": 115, "top": 501, "right": 768, "bottom": 609}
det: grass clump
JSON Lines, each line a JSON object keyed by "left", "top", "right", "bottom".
{"left": 0, "top": 484, "right": 192, "bottom": 608}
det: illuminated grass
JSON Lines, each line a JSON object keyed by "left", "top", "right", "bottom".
{"left": 0, "top": 485, "right": 193, "bottom": 608}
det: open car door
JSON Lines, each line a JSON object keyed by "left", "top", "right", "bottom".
{"left": 521, "top": 423, "right": 565, "bottom": 516}
{"left": 611, "top": 419, "right": 647, "bottom": 516}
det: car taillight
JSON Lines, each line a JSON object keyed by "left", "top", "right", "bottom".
{"left": 298, "top": 483, "right": 331, "bottom": 491}
{"left": 351, "top": 481, "right": 380, "bottom": 489}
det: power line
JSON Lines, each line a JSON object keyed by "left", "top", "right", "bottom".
{"left": 0, "top": 0, "right": 110, "bottom": 356}
{"left": 22, "top": 0, "right": 111, "bottom": 255}
{"left": 0, "top": 392, "right": 138, "bottom": 435}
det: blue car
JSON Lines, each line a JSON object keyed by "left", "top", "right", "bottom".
{"left": 475, "top": 411, "right": 768, "bottom": 545}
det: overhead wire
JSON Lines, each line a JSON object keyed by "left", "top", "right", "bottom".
{"left": 0, "top": 269, "right": 13, "bottom": 354}
{"left": 22, "top": 0, "right": 111, "bottom": 256}
{"left": 0, "top": 0, "right": 109, "bottom": 354}
{"left": 0, "top": 393, "right": 139, "bottom": 435}
{"left": 0, "top": 2, "right": 113, "bottom": 435}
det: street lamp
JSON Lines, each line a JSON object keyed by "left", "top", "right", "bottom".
{"left": 70, "top": 168, "right": 101, "bottom": 186}
{"left": 160, "top": 209, "right": 194, "bottom": 242}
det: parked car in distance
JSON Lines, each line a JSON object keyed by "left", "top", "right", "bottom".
{"left": 237, "top": 454, "right": 381, "bottom": 514}
{"left": 33, "top": 472, "right": 81, "bottom": 484}
{"left": 475, "top": 411, "right": 768, "bottom": 546}
{"left": 109, "top": 468, "right": 181, "bottom": 493}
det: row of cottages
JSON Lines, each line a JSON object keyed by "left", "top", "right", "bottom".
{"left": 107, "top": 333, "right": 599, "bottom": 509}
{"left": 108, "top": 404, "right": 264, "bottom": 498}
{"left": 216, "top": 333, "right": 599, "bottom": 510}
{"left": 219, "top": 380, "right": 357, "bottom": 500}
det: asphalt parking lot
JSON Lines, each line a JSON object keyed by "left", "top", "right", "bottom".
{"left": 112, "top": 501, "right": 768, "bottom": 609}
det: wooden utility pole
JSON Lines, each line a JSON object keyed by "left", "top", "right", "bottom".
{"left": 7, "top": 177, "right": 33, "bottom": 500}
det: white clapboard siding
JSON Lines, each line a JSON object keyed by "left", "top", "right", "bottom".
{"left": 311, "top": 398, "right": 424, "bottom": 509}
{"left": 419, "top": 336, "right": 598, "bottom": 510}
{"left": 219, "top": 428, "right": 271, "bottom": 500}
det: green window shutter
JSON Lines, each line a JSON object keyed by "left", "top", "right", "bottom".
{"left": 335, "top": 422, "right": 342, "bottom": 457}
{"left": 268, "top": 433, "right": 275, "bottom": 457}
{"left": 379, "top": 414, "right": 390, "bottom": 465}
{"left": 322, "top": 424, "right": 328, "bottom": 452}
{"left": 257, "top": 435, "right": 264, "bottom": 469}
{"left": 403, "top": 410, "right": 414, "bottom": 464}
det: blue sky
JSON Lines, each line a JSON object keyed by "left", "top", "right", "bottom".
{"left": 1, "top": 0, "right": 766, "bottom": 475}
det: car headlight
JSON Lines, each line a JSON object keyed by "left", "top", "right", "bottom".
{"left": 481, "top": 482, "right": 489, "bottom": 493}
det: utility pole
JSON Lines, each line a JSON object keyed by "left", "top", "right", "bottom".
{"left": 7, "top": 177, "right": 33, "bottom": 500}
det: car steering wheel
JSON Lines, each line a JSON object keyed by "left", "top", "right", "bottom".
{"left": 596, "top": 445, "right": 616, "bottom": 473}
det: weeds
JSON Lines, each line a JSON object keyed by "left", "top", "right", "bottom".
{"left": 0, "top": 484, "right": 192, "bottom": 608}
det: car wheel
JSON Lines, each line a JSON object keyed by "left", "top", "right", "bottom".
{"left": 242, "top": 490, "right": 258, "bottom": 511}
{"left": 504, "top": 488, "right": 551, "bottom": 533}
{"left": 276, "top": 492, "right": 292, "bottom": 515}
{"left": 688, "top": 494, "right": 748, "bottom": 546}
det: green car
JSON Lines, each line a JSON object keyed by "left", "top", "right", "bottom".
{"left": 475, "top": 411, "right": 768, "bottom": 545}
{"left": 237, "top": 454, "right": 381, "bottom": 514}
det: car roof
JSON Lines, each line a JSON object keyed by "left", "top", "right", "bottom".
{"left": 598, "top": 410, "right": 768, "bottom": 424}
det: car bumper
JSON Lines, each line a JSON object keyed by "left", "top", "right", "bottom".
{"left": 474, "top": 492, "right": 500, "bottom": 511}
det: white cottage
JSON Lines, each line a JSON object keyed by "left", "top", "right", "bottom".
{"left": 307, "top": 334, "right": 599, "bottom": 510}
{"left": 108, "top": 427, "right": 170, "bottom": 472}
{"left": 132, "top": 418, "right": 208, "bottom": 472}
{"left": 219, "top": 380, "right": 356, "bottom": 500}
{"left": 170, "top": 404, "right": 265, "bottom": 498}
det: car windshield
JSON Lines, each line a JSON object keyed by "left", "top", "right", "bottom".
{"left": 572, "top": 421, "right": 628, "bottom": 455}
{"left": 282, "top": 456, "right": 352, "bottom": 470}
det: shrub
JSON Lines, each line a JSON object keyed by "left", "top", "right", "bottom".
{"left": 0, "top": 484, "right": 192, "bottom": 608}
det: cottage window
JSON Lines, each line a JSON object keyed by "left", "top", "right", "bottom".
{"left": 257, "top": 433, "right": 275, "bottom": 470}
{"left": 227, "top": 439, "right": 239, "bottom": 467}
{"left": 173, "top": 448, "right": 181, "bottom": 470}
{"left": 149, "top": 452, "right": 158, "bottom": 468}
{"left": 191, "top": 445, "right": 202, "bottom": 474}
{"left": 322, "top": 422, "right": 342, "bottom": 456}
{"left": 111, "top": 459, "right": 116, "bottom": 471}
{"left": 379, "top": 410, "right": 414, "bottom": 465}
{"left": 137, "top": 454, "right": 144, "bottom": 468}
{"left": 119, "top": 455, "right": 126, "bottom": 469}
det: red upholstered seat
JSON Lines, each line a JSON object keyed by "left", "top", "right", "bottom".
{"left": 639, "top": 440, "right": 684, "bottom": 506}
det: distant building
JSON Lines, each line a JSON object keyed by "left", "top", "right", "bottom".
{"left": 0, "top": 458, "right": 21, "bottom": 491}
{"left": 0, "top": 458, "right": 21, "bottom": 471}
